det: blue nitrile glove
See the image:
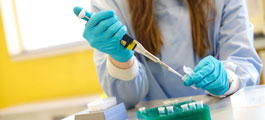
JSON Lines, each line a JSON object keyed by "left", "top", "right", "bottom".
{"left": 73, "top": 7, "right": 133, "bottom": 62}
{"left": 184, "top": 56, "right": 229, "bottom": 95}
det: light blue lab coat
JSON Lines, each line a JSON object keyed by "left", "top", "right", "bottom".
{"left": 91, "top": 0, "right": 263, "bottom": 108}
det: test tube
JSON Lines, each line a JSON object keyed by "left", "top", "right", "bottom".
{"left": 166, "top": 106, "right": 174, "bottom": 115}
{"left": 182, "top": 66, "right": 197, "bottom": 89}
{"left": 188, "top": 102, "right": 196, "bottom": 110}
{"left": 181, "top": 104, "right": 189, "bottom": 112}
{"left": 158, "top": 107, "right": 166, "bottom": 115}
{"left": 139, "top": 107, "right": 146, "bottom": 114}
{"left": 195, "top": 101, "right": 204, "bottom": 109}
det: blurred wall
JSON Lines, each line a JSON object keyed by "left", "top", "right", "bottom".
{"left": 0, "top": 12, "right": 102, "bottom": 109}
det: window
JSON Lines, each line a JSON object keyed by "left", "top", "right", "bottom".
{"left": 1, "top": 0, "right": 91, "bottom": 60}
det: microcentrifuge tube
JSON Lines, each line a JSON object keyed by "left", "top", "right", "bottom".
{"left": 166, "top": 106, "right": 174, "bottom": 114}
{"left": 196, "top": 101, "right": 204, "bottom": 109}
{"left": 182, "top": 66, "right": 197, "bottom": 89}
{"left": 181, "top": 104, "right": 189, "bottom": 112}
{"left": 139, "top": 107, "right": 146, "bottom": 113}
{"left": 158, "top": 107, "right": 166, "bottom": 115}
{"left": 188, "top": 103, "right": 196, "bottom": 110}
{"left": 183, "top": 65, "right": 194, "bottom": 75}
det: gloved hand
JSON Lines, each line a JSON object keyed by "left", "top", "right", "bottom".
{"left": 184, "top": 56, "right": 229, "bottom": 95}
{"left": 73, "top": 7, "right": 133, "bottom": 62}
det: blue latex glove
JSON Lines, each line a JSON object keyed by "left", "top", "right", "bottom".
{"left": 73, "top": 7, "right": 133, "bottom": 62}
{"left": 184, "top": 56, "right": 229, "bottom": 95}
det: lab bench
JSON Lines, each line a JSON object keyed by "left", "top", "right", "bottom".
{"left": 63, "top": 85, "right": 265, "bottom": 120}
{"left": 63, "top": 95, "right": 233, "bottom": 120}
{"left": 61, "top": 38, "right": 265, "bottom": 120}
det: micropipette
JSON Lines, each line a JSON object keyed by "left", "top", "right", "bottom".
{"left": 75, "top": 7, "right": 194, "bottom": 83}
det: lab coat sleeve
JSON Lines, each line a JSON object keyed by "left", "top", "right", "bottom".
{"left": 218, "top": 0, "right": 263, "bottom": 89}
{"left": 94, "top": 50, "right": 149, "bottom": 108}
{"left": 106, "top": 56, "right": 139, "bottom": 81}
{"left": 90, "top": 0, "right": 149, "bottom": 108}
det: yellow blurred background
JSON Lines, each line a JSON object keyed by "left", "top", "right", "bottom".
{"left": 0, "top": 1, "right": 265, "bottom": 119}
{"left": 0, "top": 12, "right": 102, "bottom": 109}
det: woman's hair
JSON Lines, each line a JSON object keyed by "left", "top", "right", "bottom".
{"left": 127, "top": 0, "right": 216, "bottom": 57}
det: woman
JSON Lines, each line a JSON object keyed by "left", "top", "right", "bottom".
{"left": 77, "top": 0, "right": 262, "bottom": 108}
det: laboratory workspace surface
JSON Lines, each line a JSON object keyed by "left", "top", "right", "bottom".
{"left": 63, "top": 85, "right": 265, "bottom": 120}
{"left": 2, "top": 0, "right": 265, "bottom": 120}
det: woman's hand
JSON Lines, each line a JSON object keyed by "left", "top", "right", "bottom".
{"left": 74, "top": 8, "right": 133, "bottom": 62}
{"left": 184, "top": 56, "right": 229, "bottom": 95}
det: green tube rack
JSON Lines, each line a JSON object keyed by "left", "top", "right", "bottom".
{"left": 137, "top": 100, "right": 211, "bottom": 120}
